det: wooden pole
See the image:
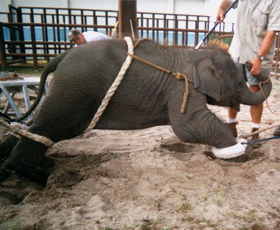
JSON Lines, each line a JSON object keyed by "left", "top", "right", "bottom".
{"left": 111, "top": 21, "right": 119, "bottom": 38}
{"left": 118, "top": 0, "right": 137, "bottom": 39}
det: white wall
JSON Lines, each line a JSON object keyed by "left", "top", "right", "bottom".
{"left": 1, "top": 0, "right": 208, "bottom": 15}
{"left": 175, "top": 0, "right": 205, "bottom": 15}
{"left": 69, "top": 0, "right": 118, "bottom": 11}
{"left": 0, "top": 0, "right": 236, "bottom": 23}
{"left": 1, "top": 0, "right": 12, "bottom": 12}
{"left": 138, "top": 0, "right": 171, "bottom": 14}
{"left": 10, "top": 0, "right": 69, "bottom": 8}
{"left": 205, "top": 0, "right": 237, "bottom": 23}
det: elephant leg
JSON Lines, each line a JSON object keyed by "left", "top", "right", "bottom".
{"left": 0, "top": 135, "right": 19, "bottom": 158}
{"left": 3, "top": 137, "right": 55, "bottom": 184}
{"left": 0, "top": 135, "right": 19, "bottom": 182}
{"left": 0, "top": 118, "right": 33, "bottom": 159}
{"left": 168, "top": 97, "right": 246, "bottom": 159}
{"left": 32, "top": 92, "right": 96, "bottom": 142}
{"left": 169, "top": 109, "right": 236, "bottom": 147}
{"left": 167, "top": 91, "right": 234, "bottom": 146}
{"left": 1, "top": 97, "right": 94, "bottom": 183}
{"left": 0, "top": 125, "right": 30, "bottom": 182}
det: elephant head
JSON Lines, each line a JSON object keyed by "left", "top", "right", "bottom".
{"left": 192, "top": 49, "right": 272, "bottom": 110}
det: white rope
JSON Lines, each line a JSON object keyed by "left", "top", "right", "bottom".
{"left": 84, "top": 36, "right": 134, "bottom": 133}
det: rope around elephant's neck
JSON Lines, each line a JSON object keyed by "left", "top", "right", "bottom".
{"left": 126, "top": 53, "right": 193, "bottom": 113}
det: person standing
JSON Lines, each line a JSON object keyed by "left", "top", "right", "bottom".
{"left": 68, "top": 29, "right": 111, "bottom": 46}
{"left": 216, "top": 0, "right": 280, "bottom": 144}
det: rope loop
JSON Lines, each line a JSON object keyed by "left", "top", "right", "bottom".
{"left": 258, "top": 77, "right": 280, "bottom": 116}
{"left": 0, "top": 120, "right": 54, "bottom": 147}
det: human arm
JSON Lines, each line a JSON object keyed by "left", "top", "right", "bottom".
{"left": 250, "top": 30, "right": 277, "bottom": 76}
{"left": 216, "top": 0, "right": 231, "bottom": 22}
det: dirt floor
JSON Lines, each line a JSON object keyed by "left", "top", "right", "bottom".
{"left": 0, "top": 74, "right": 280, "bottom": 230}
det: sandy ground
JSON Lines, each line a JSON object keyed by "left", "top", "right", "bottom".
{"left": 0, "top": 75, "right": 280, "bottom": 230}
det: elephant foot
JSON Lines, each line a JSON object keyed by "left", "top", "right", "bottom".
{"left": 0, "top": 165, "right": 11, "bottom": 182}
{"left": 0, "top": 135, "right": 19, "bottom": 158}
{"left": 211, "top": 139, "right": 247, "bottom": 159}
{"left": 4, "top": 155, "right": 55, "bottom": 185}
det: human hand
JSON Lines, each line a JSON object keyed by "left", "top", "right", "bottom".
{"left": 216, "top": 10, "right": 225, "bottom": 23}
{"left": 250, "top": 57, "right": 262, "bottom": 76}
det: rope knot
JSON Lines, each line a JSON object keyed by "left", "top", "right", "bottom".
{"left": 9, "top": 123, "right": 21, "bottom": 135}
{"left": 8, "top": 122, "right": 28, "bottom": 138}
{"left": 10, "top": 122, "right": 28, "bottom": 131}
{"left": 175, "top": 73, "right": 187, "bottom": 80}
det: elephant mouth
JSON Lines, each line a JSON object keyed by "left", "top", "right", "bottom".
{"left": 206, "top": 97, "right": 218, "bottom": 105}
{"left": 206, "top": 96, "right": 240, "bottom": 111}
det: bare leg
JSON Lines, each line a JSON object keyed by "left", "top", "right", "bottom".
{"left": 248, "top": 85, "right": 263, "bottom": 148}
{"left": 226, "top": 107, "right": 239, "bottom": 137}
{"left": 228, "top": 108, "right": 238, "bottom": 120}
{"left": 249, "top": 85, "right": 263, "bottom": 125}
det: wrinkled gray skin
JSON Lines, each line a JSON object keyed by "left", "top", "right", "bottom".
{"left": 0, "top": 39, "right": 272, "bottom": 184}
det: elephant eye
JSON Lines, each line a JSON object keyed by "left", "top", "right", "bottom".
{"left": 208, "top": 67, "right": 215, "bottom": 74}
{"left": 210, "top": 67, "right": 220, "bottom": 76}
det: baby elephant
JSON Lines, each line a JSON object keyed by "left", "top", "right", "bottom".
{"left": 0, "top": 38, "right": 272, "bottom": 184}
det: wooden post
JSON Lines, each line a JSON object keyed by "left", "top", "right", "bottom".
{"left": 118, "top": 0, "right": 137, "bottom": 39}
{"left": 0, "top": 22, "right": 7, "bottom": 69}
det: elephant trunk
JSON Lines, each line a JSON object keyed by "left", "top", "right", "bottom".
{"left": 239, "top": 79, "right": 272, "bottom": 105}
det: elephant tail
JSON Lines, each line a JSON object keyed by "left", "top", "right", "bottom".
{"left": 16, "top": 50, "right": 70, "bottom": 122}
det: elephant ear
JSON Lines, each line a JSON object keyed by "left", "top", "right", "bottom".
{"left": 193, "top": 57, "right": 222, "bottom": 102}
